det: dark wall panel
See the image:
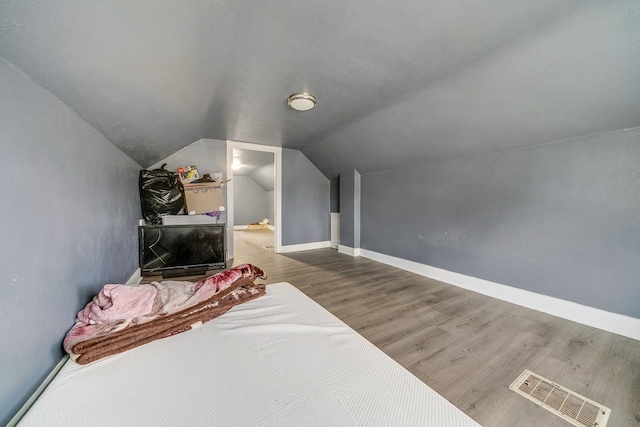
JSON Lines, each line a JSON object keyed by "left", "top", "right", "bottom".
{"left": 330, "top": 176, "right": 340, "bottom": 213}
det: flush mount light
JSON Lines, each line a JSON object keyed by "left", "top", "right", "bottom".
{"left": 287, "top": 93, "right": 317, "bottom": 112}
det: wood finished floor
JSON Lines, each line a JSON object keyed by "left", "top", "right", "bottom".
{"left": 189, "top": 230, "right": 640, "bottom": 426}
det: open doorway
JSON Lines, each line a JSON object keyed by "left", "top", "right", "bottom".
{"left": 226, "top": 141, "right": 282, "bottom": 260}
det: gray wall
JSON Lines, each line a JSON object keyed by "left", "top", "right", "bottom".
{"left": 0, "top": 57, "right": 141, "bottom": 425}
{"left": 252, "top": 162, "right": 275, "bottom": 192}
{"left": 150, "top": 138, "right": 227, "bottom": 173}
{"left": 253, "top": 163, "right": 275, "bottom": 225}
{"left": 233, "top": 175, "right": 269, "bottom": 225}
{"left": 266, "top": 190, "right": 275, "bottom": 226}
{"left": 361, "top": 129, "right": 640, "bottom": 319}
{"left": 282, "top": 149, "right": 330, "bottom": 245}
{"left": 149, "top": 138, "right": 228, "bottom": 222}
{"left": 154, "top": 142, "right": 327, "bottom": 245}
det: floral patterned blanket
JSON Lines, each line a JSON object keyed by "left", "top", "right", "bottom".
{"left": 63, "top": 264, "right": 267, "bottom": 364}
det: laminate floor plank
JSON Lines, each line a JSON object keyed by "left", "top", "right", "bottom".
{"left": 383, "top": 326, "right": 453, "bottom": 367}
{"left": 208, "top": 229, "right": 640, "bottom": 426}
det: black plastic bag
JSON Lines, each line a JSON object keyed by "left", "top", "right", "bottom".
{"left": 139, "top": 164, "right": 184, "bottom": 224}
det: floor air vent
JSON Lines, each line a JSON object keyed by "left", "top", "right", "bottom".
{"left": 510, "top": 370, "right": 610, "bottom": 427}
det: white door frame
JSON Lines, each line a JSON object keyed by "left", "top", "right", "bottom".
{"left": 226, "top": 140, "right": 282, "bottom": 259}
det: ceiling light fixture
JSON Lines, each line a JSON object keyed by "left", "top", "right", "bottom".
{"left": 287, "top": 93, "right": 317, "bottom": 112}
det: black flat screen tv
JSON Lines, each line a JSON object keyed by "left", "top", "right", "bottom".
{"left": 139, "top": 224, "right": 226, "bottom": 277}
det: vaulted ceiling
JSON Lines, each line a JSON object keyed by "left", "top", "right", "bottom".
{"left": 0, "top": 1, "right": 638, "bottom": 178}
{"left": 233, "top": 149, "right": 275, "bottom": 191}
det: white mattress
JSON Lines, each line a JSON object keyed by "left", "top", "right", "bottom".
{"left": 19, "top": 282, "right": 480, "bottom": 426}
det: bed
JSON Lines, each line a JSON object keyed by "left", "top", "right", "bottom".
{"left": 18, "top": 281, "right": 480, "bottom": 426}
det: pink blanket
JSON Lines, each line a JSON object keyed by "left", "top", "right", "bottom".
{"left": 64, "top": 264, "right": 267, "bottom": 362}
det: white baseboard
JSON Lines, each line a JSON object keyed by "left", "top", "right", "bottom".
{"left": 359, "top": 248, "right": 640, "bottom": 342}
{"left": 6, "top": 355, "right": 70, "bottom": 427}
{"left": 338, "top": 245, "right": 361, "bottom": 257}
{"left": 330, "top": 241, "right": 339, "bottom": 249}
{"left": 13, "top": 267, "right": 142, "bottom": 423}
{"left": 280, "top": 241, "right": 330, "bottom": 253}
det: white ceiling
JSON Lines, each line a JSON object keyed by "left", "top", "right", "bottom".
{"left": 0, "top": 1, "right": 638, "bottom": 178}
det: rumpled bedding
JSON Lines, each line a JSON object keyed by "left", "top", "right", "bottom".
{"left": 63, "top": 264, "right": 267, "bottom": 365}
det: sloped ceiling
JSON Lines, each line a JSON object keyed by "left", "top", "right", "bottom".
{"left": 0, "top": 1, "right": 638, "bottom": 178}
{"left": 233, "top": 149, "right": 275, "bottom": 191}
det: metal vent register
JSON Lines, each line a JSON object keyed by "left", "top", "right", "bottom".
{"left": 510, "top": 370, "right": 610, "bottom": 427}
